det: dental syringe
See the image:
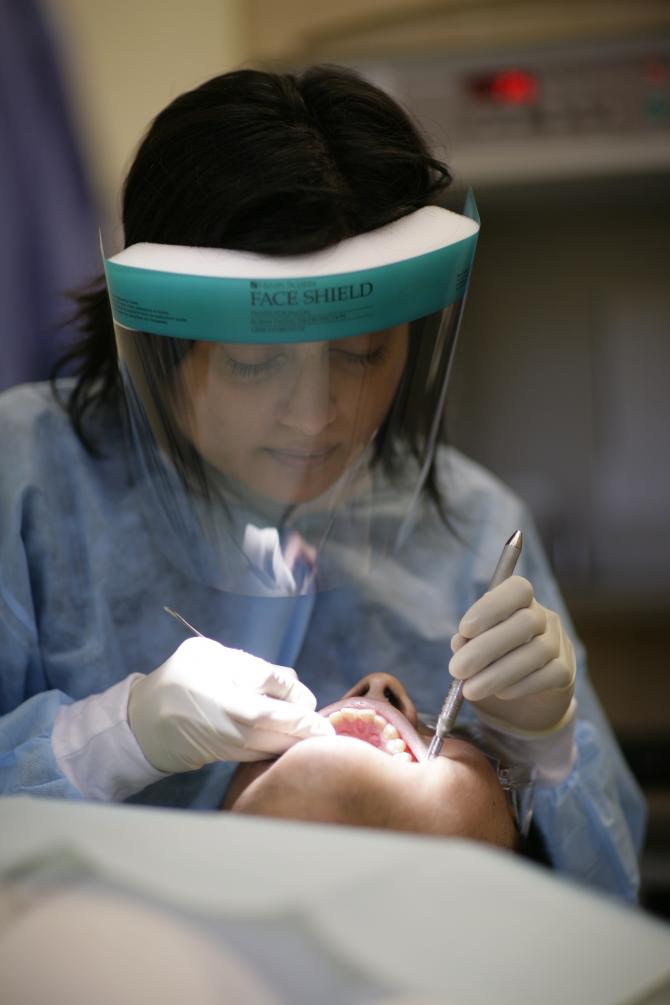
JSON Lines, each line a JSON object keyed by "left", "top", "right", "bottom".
{"left": 426, "top": 530, "right": 523, "bottom": 760}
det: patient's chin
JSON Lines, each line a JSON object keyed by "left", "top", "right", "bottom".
{"left": 223, "top": 735, "right": 401, "bottom": 817}
{"left": 222, "top": 733, "right": 516, "bottom": 849}
{"left": 223, "top": 734, "right": 498, "bottom": 819}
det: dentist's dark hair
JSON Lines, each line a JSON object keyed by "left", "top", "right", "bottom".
{"left": 52, "top": 64, "right": 453, "bottom": 508}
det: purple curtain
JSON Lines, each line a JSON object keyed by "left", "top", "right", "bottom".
{"left": 0, "top": 0, "right": 99, "bottom": 390}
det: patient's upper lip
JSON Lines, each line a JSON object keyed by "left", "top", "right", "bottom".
{"left": 319, "top": 696, "right": 427, "bottom": 762}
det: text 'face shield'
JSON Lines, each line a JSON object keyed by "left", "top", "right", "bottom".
{"left": 104, "top": 200, "right": 480, "bottom": 597}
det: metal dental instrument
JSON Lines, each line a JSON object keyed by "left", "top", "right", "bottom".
{"left": 426, "top": 530, "right": 523, "bottom": 760}
{"left": 163, "top": 606, "right": 204, "bottom": 637}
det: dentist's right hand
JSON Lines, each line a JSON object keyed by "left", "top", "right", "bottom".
{"left": 128, "top": 637, "right": 334, "bottom": 772}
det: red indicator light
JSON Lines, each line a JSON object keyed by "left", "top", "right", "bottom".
{"left": 490, "top": 69, "right": 538, "bottom": 105}
{"left": 645, "top": 59, "right": 669, "bottom": 85}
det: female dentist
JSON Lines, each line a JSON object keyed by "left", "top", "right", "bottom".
{"left": 0, "top": 65, "right": 644, "bottom": 902}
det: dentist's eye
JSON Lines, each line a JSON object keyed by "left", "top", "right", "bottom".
{"left": 221, "top": 349, "right": 287, "bottom": 379}
{"left": 332, "top": 344, "right": 389, "bottom": 368}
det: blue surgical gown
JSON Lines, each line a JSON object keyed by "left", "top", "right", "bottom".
{"left": 0, "top": 381, "right": 645, "bottom": 901}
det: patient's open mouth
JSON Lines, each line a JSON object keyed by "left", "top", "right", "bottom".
{"left": 319, "top": 698, "right": 423, "bottom": 762}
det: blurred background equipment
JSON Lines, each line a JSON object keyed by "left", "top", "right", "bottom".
{"left": 346, "top": 35, "right": 670, "bottom": 611}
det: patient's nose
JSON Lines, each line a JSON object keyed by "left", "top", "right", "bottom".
{"left": 344, "top": 673, "right": 417, "bottom": 727}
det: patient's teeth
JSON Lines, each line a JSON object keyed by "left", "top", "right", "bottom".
{"left": 327, "top": 702, "right": 415, "bottom": 760}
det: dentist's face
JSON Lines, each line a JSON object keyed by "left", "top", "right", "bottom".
{"left": 223, "top": 673, "right": 517, "bottom": 849}
{"left": 176, "top": 326, "right": 409, "bottom": 504}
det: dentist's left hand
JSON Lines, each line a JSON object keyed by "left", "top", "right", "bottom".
{"left": 128, "top": 637, "right": 334, "bottom": 772}
{"left": 449, "top": 576, "right": 576, "bottom": 734}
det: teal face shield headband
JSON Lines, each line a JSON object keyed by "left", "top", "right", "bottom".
{"left": 103, "top": 194, "right": 479, "bottom": 344}
{"left": 105, "top": 197, "right": 480, "bottom": 597}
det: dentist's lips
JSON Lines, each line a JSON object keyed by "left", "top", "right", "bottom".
{"left": 319, "top": 697, "right": 427, "bottom": 762}
{"left": 264, "top": 445, "right": 338, "bottom": 469}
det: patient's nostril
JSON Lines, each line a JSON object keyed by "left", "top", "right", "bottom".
{"left": 384, "top": 685, "right": 402, "bottom": 709}
{"left": 343, "top": 673, "right": 417, "bottom": 726}
{"left": 348, "top": 680, "right": 370, "bottom": 698}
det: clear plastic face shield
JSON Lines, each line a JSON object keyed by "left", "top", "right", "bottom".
{"left": 103, "top": 196, "right": 480, "bottom": 597}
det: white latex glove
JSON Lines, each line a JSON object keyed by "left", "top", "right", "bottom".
{"left": 449, "top": 576, "right": 576, "bottom": 734}
{"left": 128, "top": 637, "right": 334, "bottom": 773}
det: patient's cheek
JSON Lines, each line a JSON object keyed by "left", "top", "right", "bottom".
{"left": 428, "top": 753, "right": 515, "bottom": 846}
{"left": 224, "top": 737, "right": 368, "bottom": 818}
{"left": 223, "top": 736, "right": 515, "bottom": 849}
{"left": 223, "top": 760, "right": 272, "bottom": 811}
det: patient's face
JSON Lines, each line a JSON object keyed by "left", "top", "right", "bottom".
{"left": 223, "top": 674, "right": 517, "bottom": 849}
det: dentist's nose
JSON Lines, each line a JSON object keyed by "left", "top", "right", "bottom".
{"left": 344, "top": 673, "right": 418, "bottom": 727}
{"left": 277, "top": 346, "right": 336, "bottom": 436}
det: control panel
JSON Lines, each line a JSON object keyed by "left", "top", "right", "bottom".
{"left": 356, "top": 37, "right": 670, "bottom": 183}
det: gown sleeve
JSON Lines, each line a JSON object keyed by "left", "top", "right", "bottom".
{"left": 512, "top": 514, "right": 646, "bottom": 902}
{"left": 0, "top": 387, "right": 81, "bottom": 798}
{"left": 0, "top": 691, "right": 83, "bottom": 798}
{"left": 435, "top": 448, "right": 646, "bottom": 902}
{"left": 0, "top": 554, "right": 82, "bottom": 798}
{"left": 0, "top": 401, "right": 165, "bottom": 801}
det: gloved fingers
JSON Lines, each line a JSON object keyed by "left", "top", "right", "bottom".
{"left": 450, "top": 632, "right": 468, "bottom": 653}
{"left": 495, "top": 658, "right": 575, "bottom": 700}
{"left": 461, "top": 635, "right": 558, "bottom": 701}
{"left": 227, "top": 652, "right": 318, "bottom": 710}
{"left": 458, "top": 576, "right": 534, "bottom": 638}
{"left": 493, "top": 615, "right": 576, "bottom": 699}
{"left": 224, "top": 691, "right": 334, "bottom": 739}
{"left": 226, "top": 724, "right": 315, "bottom": 761}
{"left": 256, "top": 667, "right": 318, "bottom": 710}
{"left": 450, "top": 602, "right": 547, "bottom": 681}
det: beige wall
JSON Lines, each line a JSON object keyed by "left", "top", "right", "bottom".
{"left": 244, "top": 0, "right": 670, "bottom": 63}
{"left": 43, "top": 0, "right": 250, "bottom": 226}
{"left": 41, "top": 0, "right": 669, "bottom": 225}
